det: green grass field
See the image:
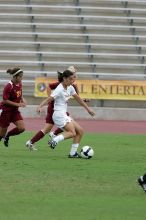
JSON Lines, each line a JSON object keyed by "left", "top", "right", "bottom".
{"left": 0, "top": 132, "right": 146, "bottom": 220}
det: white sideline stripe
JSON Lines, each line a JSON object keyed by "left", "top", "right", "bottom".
{"left": 0, "top": 4, "right": 145, "bottom": 12}
{"left": 0, "top": 31, "right": 146, "bottom": 39}
{"left": 0, "top": 13, "right": 146, "bottom": 21}
{"left": 0, "top": 21, "right": 146, "bottom": 29}
{"left": 0, "top": 60, "right": 145, "bottom": 67}
{"left": 0, "top": 41, "right": 145, "bottom": 48}
{"left": 0, "top": 50, "right": 146, "bottom": 57}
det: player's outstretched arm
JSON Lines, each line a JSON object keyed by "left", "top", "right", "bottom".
{"left": 73, "top": 93, "right": 95, "bottom": 117}
{"left": 36, "top": 96, "right": 54, "bottom": 113}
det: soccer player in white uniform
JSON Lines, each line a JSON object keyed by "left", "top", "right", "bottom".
{"left": 37, "top": 69, "right": 95, "bottom": 158}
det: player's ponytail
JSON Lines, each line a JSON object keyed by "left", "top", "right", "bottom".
{"left": 6, "top": 67, "right": 23, "bottom": 77}
{"left": 58, "top": 69, "right": 74, "bottom": 82}
{"left": 57, "top": 71, "right": 63, "bottom": 82}
{"left": 7, "top": 69, "right": 13, "bottom": 74}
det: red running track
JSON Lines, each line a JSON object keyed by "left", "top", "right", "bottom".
{"left": 23, "top": 118, "right": 146, "bottom": 134}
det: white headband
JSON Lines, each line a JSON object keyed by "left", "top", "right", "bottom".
{"left": 13, "top": 69, "right": 23, "bottom": 76}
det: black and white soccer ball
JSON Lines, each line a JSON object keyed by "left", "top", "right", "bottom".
{"left": 80, "top": 146, "right": 94, "bottom": 159}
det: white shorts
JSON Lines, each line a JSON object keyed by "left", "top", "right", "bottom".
{"left": 52, "top": 111, "right": 72, "bottom": 128}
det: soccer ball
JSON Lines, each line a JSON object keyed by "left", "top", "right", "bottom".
{"left": 80, "top": 146, "right": 94, "bottom": 159}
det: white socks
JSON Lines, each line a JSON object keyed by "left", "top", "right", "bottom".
{"left": 53, "top": 134, "right": 64, "bottom": 143}
{"left": 70, "top": 143, "right": 79, "bottom": 156}
{"left": 140, "top": 176, "right": 144, "bottom": 182}
{"left": 52, "top": 135, "right": 79, "bottom": 156}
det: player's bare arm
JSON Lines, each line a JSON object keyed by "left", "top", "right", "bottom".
{"left": 21, "top": 97, "right": 27, "bottom": 106}
{"left": 37, "top": 96, "right": 54, "bottom": 113}
{"left": 47, "top": 86, "right": 51, "bottom": 96}
{"left": 73, "top": 93, "right": 95, "bottom": 117}
{"left": 2, "top": 99, "right": 25, "bottom": 108}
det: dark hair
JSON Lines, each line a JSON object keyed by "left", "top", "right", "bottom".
{"left": 57, "top": 71, "right": 63, "bottom": 82}
{"left": 7, "top": 67, "right": 23, "bottom": 76}
{"left": 57, "top": 70, "right": 73, "bottom": 82}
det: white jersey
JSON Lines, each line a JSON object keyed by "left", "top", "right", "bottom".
{"left": 51, "top": 83, "right": 76, "bottom": 112}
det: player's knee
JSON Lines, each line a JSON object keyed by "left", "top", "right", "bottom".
{"left": 71, "top": 130, "right": 76, "bottom": 138}
{"left": 18, "top": 127, "right": 25, "bottom": 133}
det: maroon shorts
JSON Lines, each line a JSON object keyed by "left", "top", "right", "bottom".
{"left": 46, "top": 111, "right": 54, "bottom": 124}
{"left": 0, "top": 110, "right": 23, "bottom": 128}
{"left": 46, "top": 104, "right": 54, "bottom": 124}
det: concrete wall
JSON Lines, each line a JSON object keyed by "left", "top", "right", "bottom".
{"left": 19, "top": 105, "right": 146, "bottom": 121}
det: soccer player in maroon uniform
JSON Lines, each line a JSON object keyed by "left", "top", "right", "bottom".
{"left": 0, "top": 67, "right": 26, "bottom": 146}
{"left": 26, "top": 66, "right": 83, "bottom": 151}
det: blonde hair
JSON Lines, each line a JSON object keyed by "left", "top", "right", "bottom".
{"left": 67, "top": 66, "right": 76, "bottom": 73}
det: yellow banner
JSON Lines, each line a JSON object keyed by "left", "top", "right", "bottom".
{"left": 34, "top": 77, "right": 146, "bottom": 100}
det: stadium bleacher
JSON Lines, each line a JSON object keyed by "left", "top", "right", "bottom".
{"left": 0, "top": 0, "right": 146, "bottom": 104}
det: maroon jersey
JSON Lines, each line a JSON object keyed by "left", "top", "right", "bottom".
{"left": 49, "top": 82, "right": 60, "bottom": 90}
{"left": 47, "top": 82, "right": 59, "bottom": 113}
{"left": 1, "top": 80, "right": 22, "bottom": 111}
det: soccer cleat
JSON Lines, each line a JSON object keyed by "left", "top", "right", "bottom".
{"left": 49, "top": 132, "right": 56, "bottom": 139}
{"left": 137, "top": 176, "right": 146, "bottom": 192}
{"left": 3, "top": 136, "right": 9, "bottom": 147}
{"left": 26, "top": 140, "right": 37, "bottom": 151}
{"left": 48, "top": 140, "right": 57, "bottom": 149}
{"left": 68, "top": 152, "right": 81, "bottom": 158}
